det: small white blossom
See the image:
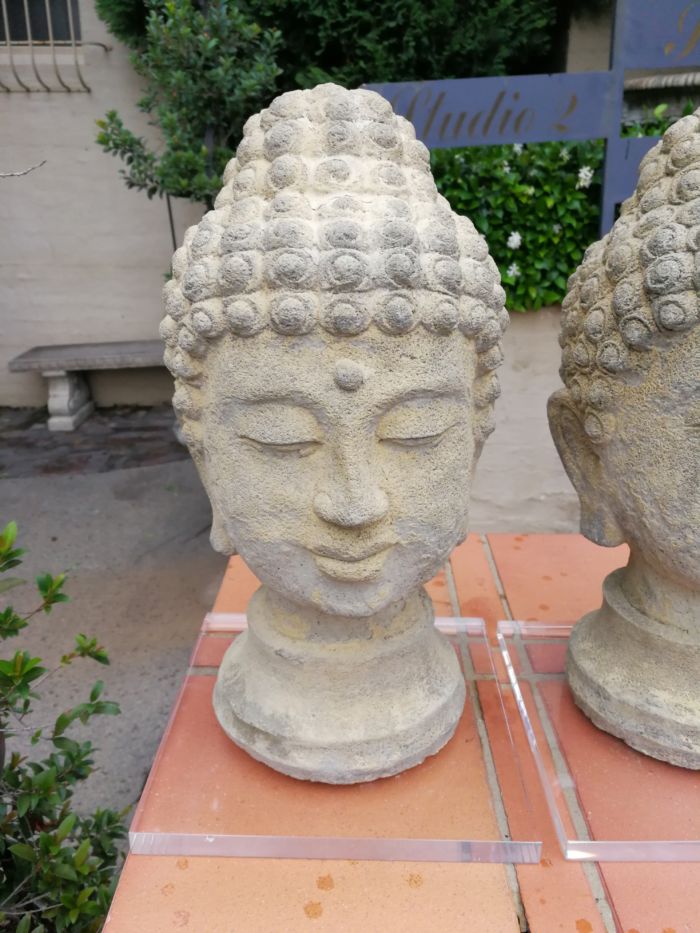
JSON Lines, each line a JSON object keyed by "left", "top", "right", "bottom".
{"left": 552, "top": 223, "right": 562, "bottom": 234}
{"left": 507, "top": 262, "right": 520, "bottom": 278}
{"left": 576, "top": 165, "right": 594, "bottom": 189}
{"left": 507, "top": 230, "right": 522, "bottom": 250}
{"left": 502, "top": 160, "right": 511, "bottom": 173}
{"left": 512, "top": 143, "right": 523, "bottom": 155}
{"left": 559, "top": 148, "right": 571, "bottom": 163}
{"left": 525, "top": 185, "right": 535, "bottom": 197}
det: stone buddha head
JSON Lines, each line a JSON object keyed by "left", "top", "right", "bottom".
{"left": 548, "top": 115, "right": 700, "bottom": 591}
{"left": 161, "top": 84, "right": 508, "bottom": 620}
{"left": 548, "top": 112, "right": 700, "bottom": 768}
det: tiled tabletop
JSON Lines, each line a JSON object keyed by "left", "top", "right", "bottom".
{"left": 105, "top": 535, "right": 700, "bottom": 933}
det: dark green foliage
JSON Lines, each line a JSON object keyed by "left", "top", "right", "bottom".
{"left": 433, "top": 141, "right": 604, "bottom": 311}
{"left": 0, "top": 522, "right": 126, "bottom": 932}
{"left": 246, "top": 0, "right": 557, "bottom": 89}
{"left": 96, "top": 0, "right": 281, "bottom": 206}
{"left": 94, "top": 0, "right": 601, "bottom": 206}
{"left": 94, "top": 0, "right": 149, "bottom": 46}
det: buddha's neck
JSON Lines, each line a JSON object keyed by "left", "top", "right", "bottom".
{"left": 618, "top": 549, "right": 700, "bottom": 634}
{"left": 251, "top": 585, "right": 432, "bottom": 644}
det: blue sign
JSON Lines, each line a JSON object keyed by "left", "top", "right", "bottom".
{"left": 367, "top": 0, "right": 700, "bottom": 235}
{"left": 365, "top": 73, "right": 616, "bottom": 149}
{"left": 622, "top": 0, "right": 700, "bottom": 69}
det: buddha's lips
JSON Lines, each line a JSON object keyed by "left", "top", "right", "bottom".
{"left": 310, "top": 544, "right": 395, "bottom": 583}
{"left": 309, "top": 541, "right": 396, "bottom": 563}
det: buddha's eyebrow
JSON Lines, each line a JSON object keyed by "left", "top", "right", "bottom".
{"left": 380, "top": 383, "right": 465, "bottom": 410}
{"left": 224, "top": 392, "right": 323, "bottom": 415}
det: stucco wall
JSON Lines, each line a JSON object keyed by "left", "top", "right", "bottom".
{"left": 566, "top": 10, "right": 613, "bottom": 72}
{"left": 0, "top": 0, "right": 202, "bottom": 407}
{"left": 471, "top": 306, "right": 579, "bottom": 533}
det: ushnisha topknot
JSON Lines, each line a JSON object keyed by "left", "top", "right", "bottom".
{"left": 558, "top": 110, "right": 700, "bottom": 443}
{"left": 161, "top": 84, "right": 508, "bottom": 447}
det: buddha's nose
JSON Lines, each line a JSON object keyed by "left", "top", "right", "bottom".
{"left": 313, "top": 449, "right": 389, "bottom": 528}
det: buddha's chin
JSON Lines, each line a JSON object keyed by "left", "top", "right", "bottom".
{"left": 282, "top": 575, "right": 408, "bottom": 618}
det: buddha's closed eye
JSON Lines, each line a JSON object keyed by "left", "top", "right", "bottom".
{"left": 240, "top": 436, "right": 321, "bottom": 458}
{"left": 378, "top": 426, "right": 456, "bottom": 449}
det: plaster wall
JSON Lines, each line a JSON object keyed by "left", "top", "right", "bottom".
{"left": 0, "top": 0, "right": 202, "bottom": 408}
{"left": 566, "top": 11, "right": 613, "bottom": 72}
{"left": 471, "top": 306, "right": 579, "bottom": 533}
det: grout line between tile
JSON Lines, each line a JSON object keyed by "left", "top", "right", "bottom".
{"left": 460, "top": 627, "right": 526, "bottom": 930}
{"left": 481, "top": 534, "right": 514, "bottom": 621}
{"left": 444, "top": 559, "right": 461, "bottom": 617}
{"left": 530, "top": 687, "right": 617, "bottom": 933}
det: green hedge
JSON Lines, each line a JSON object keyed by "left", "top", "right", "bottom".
{"left": 433, "top": 140, "right": 604, "bottom": 311}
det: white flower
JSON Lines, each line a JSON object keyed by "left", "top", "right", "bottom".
{"left": 576, "top": 165, "right": 594, "bottom": 189}
{"left": 552, "top": 223, "right": 562, "bottom": 234}
{"left": 525, "top": 185, "right": 535, "bottom": 197}
{"left": 559, "top": 148, "right": 571, "bottom": 163}
{"left": 507, "top": 230, "right": 522, "bottom": 250}
{"left": 512, "top": 143, "right": 523, "bottom": 155}
{"left": 507, "top": 262, "right": 520, "bottom": 278}
{"left": 502, "top": 160, "right": 511, "bottom": 173}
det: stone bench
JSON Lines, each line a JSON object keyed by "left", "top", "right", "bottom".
{"left": 8, "top": 340, "right": 165, "bottom": 431}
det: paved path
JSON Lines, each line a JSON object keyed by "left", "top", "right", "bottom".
{"left": 1, "top": 425, "right": 225, "bottom": 815}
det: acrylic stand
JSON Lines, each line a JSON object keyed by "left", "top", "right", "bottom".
{"left": 128, "top": 615, "right": 541, "bottom": 864}
{"left": 497, "top": 620, "right": 700, "bottom": 862}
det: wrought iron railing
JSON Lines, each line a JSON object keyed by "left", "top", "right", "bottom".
{"left": 0, "top": 0, "right": 105, "bottom": 91}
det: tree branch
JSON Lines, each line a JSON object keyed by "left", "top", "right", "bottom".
{"left": 0, "top": 160, "right": 46, "bottom": 178}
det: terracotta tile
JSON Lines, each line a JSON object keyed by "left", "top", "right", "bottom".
{"left": 525, "top": 642, "right": 568, "bottom": 674}
{"left": 105, "top": 855, "right": 520, "bottom": 933}
{"left": 211, "top": 557, "right": 260, "bottom": 613}
{"left": 598, "top": 862, "right": 700, "bottom": 933}
{"left": 478, "top": 681, "right": 608, "bottom": 932}
{"left": 133, "top": 674, "right": 505, "bottom": 841}
{"left": 539, "top": 680, "right": 700, "bottom": 842}
{"left": 190, "top": 634, "right": 235, "bottom": 668}
{"left": 424, "top": 566, "right": 453, "bottom": 616}
{"left": 449, "top": 534, "right": 507, "bottom": 633}
{"left": 488, "top": 533, "right": 628, "bottom": 623}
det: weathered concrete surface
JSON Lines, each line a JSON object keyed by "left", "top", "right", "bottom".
{"left": 164, "top": 84, "right": 509, "bottom": 782}
{"left": 1, "top": 461, "right": 226, "bottom": 813}
{"left": 550, "top": 114, "right": 700, "bottom": 767}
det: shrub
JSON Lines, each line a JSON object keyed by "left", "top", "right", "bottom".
{"left": 432, "top": 140, "right": 604, "bottom": 311}
{"left": 96, "top": 0, "right": 281, "bottom": 206}
{"left": 245, "top": 0, "right": 558, "bottom": 89}
{"left": 95, "top": 0, "right": 601, "bottom": 206}
{"left": 0, "top": 522, "right": 126, "bottom": 932}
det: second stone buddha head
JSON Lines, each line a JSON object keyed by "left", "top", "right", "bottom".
{"left": 161, "top": 84, "right": 508, "bottom": 620}
{"left": 549, "top": 115, "right": 700, "bottom": 589}
{"left": 549, "top": 112, "right": 700, "bottom": 768}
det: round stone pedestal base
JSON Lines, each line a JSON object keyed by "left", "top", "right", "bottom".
{"left": 567, "top": 570, "right": 700, "bottom": 770}
{"left": 213, "top": 586, "right": 466, "bottom": 783}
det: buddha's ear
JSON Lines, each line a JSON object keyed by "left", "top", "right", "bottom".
{"left": 547, "top": 390, "right": 625, "bottom": 547}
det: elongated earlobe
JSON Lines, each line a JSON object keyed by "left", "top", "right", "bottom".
{"left": 547, "top": 390, "right": 625, "bottom": 547}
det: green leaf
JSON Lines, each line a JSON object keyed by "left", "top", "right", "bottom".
{"left": 10, "top": 842, "right": 36, "bottom": 862}
{"left": 90, "top": 680, "right": 104, "bottom": 702}
{"left": 74, "top": 838, "right": 91, "bottom": 868}
{"left": 56, "top": 812, "right": 77, "bottom": 842}
{"left": 54, "top": 861, "right": 78, "bottom": 882}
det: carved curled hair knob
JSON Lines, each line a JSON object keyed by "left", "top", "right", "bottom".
{"left": 375, "top": 294, "right": 416, "bottom": 334}
{"left": 321, "top": 298, "right": 371, "bottom": 336}
{"left": 270, "top": 294, "right": 317, "bottom": 335}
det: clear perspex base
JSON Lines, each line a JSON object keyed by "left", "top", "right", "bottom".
{"left": 128, "top": 615, "right": 541, "bottom": 863}
{"left": 497, "top": 620, "right": 700, "bottom": 862}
